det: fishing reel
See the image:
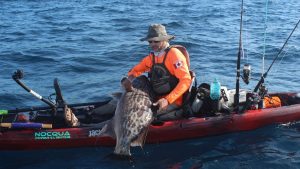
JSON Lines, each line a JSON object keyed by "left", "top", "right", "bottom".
{"left": 258, "top": 83, "right": 268, "bottom": 98}
{"left": 241, "top": 64, "right": 251, "bottom": 84}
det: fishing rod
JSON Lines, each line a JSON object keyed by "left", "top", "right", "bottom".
{"left": 241, "top": 18, "right": 300, "bottom": 113}
{"left": 234, "top": 0, "right": 244, "bottom": 111}
{"left": 253, "top": 18, "right": 300, "bottom": 93}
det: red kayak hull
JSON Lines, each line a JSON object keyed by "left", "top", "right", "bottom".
{"left": 1, "top": 103, "right": 300, "bottom": 150}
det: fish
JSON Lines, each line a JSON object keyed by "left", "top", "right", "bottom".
{"left": 99, "top": 75, "right": 155, "bottom": 156}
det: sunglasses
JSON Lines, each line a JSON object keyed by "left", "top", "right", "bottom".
{"left": 148, "top": 41, "right": 160, "bottom": 44}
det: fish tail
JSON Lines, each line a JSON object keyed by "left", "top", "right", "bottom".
{"left": 114, "top": 139, "right": 131, "bottom": 156}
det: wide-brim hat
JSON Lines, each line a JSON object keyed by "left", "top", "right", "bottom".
{"left": 140, "top": 24, "right": 175, "bottom": 41}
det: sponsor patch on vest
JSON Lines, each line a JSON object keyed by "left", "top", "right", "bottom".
{"left": 174, "top": 60, "right": 183, "bottom": 69}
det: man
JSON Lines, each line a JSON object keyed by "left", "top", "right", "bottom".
{"left": 125, "top": 24, "right": 192, "bottom": 120}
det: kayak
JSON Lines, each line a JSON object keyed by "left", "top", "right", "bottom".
{"left": 1, "top": 92, "right": 300, "bottom": 151}
{"left": 1, "top": 70, "right": 300, "bottom": 151}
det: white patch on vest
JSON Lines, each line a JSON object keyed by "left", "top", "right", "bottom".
{"left": 174, "top": 60, "right": 183, "bottom": 69}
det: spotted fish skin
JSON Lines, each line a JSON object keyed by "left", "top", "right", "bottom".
{"left": 101, "top": 75, "right": 154, "bottom": 156}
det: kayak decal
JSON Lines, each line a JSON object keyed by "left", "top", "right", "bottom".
{"left": 34, "top": 131, "right": 71, "bottom": 140}
{"left": 0, "top": 110, "right": 8, "bottom": 115}
{"left": 89, "top": 129, "right": 101, "bottom": 137}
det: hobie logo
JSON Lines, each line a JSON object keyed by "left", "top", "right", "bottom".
{"left": 89, "top": 129, "right": 101, "bottom": 137}
{"left": 35, "top": 131, "right": 71, "bottom": 140}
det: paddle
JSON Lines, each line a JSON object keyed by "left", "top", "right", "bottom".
{"left": 12, "top": 70, "right": 56, "bottom": 110}
{"left": 2, "top": 70, "right": 118, "bottom": 125}
{"left": 2, "top": 69, "right": 112, "bottom": 116}
{"left": 0, "top": 101, "right": 110, "bottom": 115}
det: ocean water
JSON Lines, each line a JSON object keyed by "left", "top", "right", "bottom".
{"left": 0, "top": 0, "right": 300, "bottom": 168}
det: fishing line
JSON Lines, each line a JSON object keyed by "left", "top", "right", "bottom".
{"left": 262, "top": 0, "right": 269, "bottom": 75}
{"left": 269, "top": 48, "right": 289, "bottom": 80}
{"left": 277, "top": 49, "right": 289, "bottom": 67}
{"left": 240, "top": 9, "right": 300, "bottom": 113}
{"left": 242, "top": 3, "right": 248, "bottom": 62}
{"left": 253, "top": 18, "right": 300, "bottom": 93}
{"left": 264, "top": 19, "right": 299, "bottom": 75}
{"left": 275, "top": 50, "right": 288, "bottom": 72}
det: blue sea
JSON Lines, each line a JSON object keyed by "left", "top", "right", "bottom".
{"left": 1, "top": 0, "right": 300, "bottom": 168}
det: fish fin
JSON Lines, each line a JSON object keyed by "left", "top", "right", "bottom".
{"left": 80, "top": 120, "right": 108, "bottom": 127}
{"left": 111, "top": 92, "right": 123, "bottom": 100}
{"left": 99, "top": 120, "right": 115, "bottom": 139}
{"left": 131, "top": 127, "right": 149, "bottom": 148}
{"left": 114, "top": 143, "right": 131, "bottom": 156}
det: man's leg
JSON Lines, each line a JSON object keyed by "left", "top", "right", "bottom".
{"left": 157, "top": 104, "right": 183, "bottom": 121}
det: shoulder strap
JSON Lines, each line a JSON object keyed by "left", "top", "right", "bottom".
{"left": 152, "top": 45, "right": 190, "bottom": 67}
{"left": 150, "top": 47, "right": 172, "bottom": 65}
{"left": 162, "top": 47, "right": 171, "bottom": 64}
{"left": 150, "top": 52, "right": 155, "bottom": 65}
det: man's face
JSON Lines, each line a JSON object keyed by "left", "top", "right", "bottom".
{"left": 148, "top": 40, "right": 166, "bottom": 52}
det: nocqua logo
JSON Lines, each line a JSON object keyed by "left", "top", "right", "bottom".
{"left": 34, "top": 131, "right": 71, "bottom": 140}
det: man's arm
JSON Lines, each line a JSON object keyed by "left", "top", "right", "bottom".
{"left": 128, "top": 55, "right": 152, "bottom": 78}
{"left": 165, "top": 48, "right": 192, "bottom": 104}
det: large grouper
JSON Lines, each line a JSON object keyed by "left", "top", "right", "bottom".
{"left": 99, "top": 75, "right": 155, "bottom": 156}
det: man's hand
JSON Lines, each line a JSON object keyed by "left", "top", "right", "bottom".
{"left": 153, "top": 98, "right": 169, "bottom": 112}
{"left": 128, "top": 75, "right": 135, "bottom": 82}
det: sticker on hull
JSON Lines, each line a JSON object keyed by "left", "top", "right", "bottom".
{"left": 34, "top": 131, "right": 71, "bottom": 140}
{"left": 89, "top": 129, "right": 101, "bottom": 137}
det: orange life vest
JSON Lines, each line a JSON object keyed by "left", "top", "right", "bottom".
{"left": 128, "top": 45, "right": 192, "bottom": 106}
{"left": 149, "top": 45, "right": 190, "bottom": 96}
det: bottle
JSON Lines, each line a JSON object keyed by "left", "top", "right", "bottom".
{"left": 210, "top": 78, "right": 221, "bottom": 100}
